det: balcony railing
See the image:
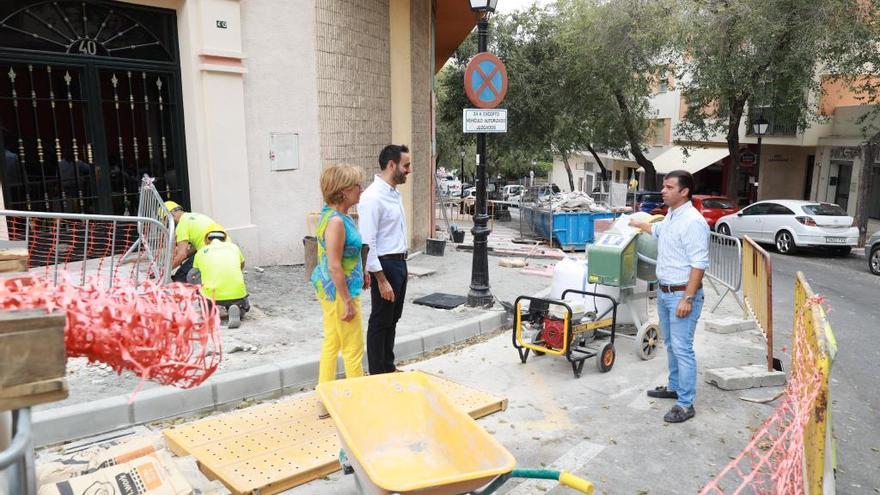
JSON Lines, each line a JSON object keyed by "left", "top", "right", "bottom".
{"left": 747, "top": 106, "right": 799, "bottom": 136}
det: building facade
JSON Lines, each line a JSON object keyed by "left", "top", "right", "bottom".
{"left": 0, "top": 0, "right": 475, "bottom": 265}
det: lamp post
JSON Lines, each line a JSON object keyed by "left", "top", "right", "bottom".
{"left": 467, "top": 0, "right": 498, "bottom": 308}
{"left": 751, "top": 115, "right": 769, "bottom": 202}
{"left": 460, "top": 148, "right": 466, "bottom": 189}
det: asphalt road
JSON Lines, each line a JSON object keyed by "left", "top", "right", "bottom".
{"left": 767, "top": 248, "right": 880, "bottom": 494}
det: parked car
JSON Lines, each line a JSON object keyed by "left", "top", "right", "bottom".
{"left": 502, "top": 184, "right": 524, "bottom": 201}
{"left": 868, "top": 231, "right": 880, "bottom": 275}
{"left": 635, "top": 191, "right": 664, "bottom": 213}
{"left": 650, "top": 195, "right": 739, "bottom": 229}
{"left": 437, "top": 174, "right": 461, "bottom": 197}
{"left": 714, "top": 200, "right": 858, "bottom": 256}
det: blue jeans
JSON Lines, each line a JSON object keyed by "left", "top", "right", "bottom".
{"left": 657, "top": 288, "right": 705, "bottom": 408}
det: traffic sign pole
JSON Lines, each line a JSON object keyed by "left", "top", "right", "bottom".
{"left": 467, "top": 15, "right": 494, "bottom": 308}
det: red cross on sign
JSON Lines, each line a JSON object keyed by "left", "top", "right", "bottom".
{"left": 464, "top": 52, "right": 508, "bottom": 109}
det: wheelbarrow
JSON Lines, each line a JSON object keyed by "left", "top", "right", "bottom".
{"left": 316, "top": 371, "right": 594, "bottom": 495}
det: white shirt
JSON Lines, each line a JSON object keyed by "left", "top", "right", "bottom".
{"left": 652, "top": 200, "right": 710, "bottom": 285}
{"left": 358, "top": 175, "right": 408, "bottom": 272}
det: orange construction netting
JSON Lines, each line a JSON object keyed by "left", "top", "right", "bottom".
{"left": 699, "top": 295, "right": 826, "bottom": 495}
{"left": 0, "top": 275, "right": 220, "bottom": 392}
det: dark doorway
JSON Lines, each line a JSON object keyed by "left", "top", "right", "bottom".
{"left": 804, "top": 155, "right": 815, "bottom": 200}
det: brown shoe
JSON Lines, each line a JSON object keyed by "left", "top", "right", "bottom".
{"left": 317, "top": 400, "right": 330, "bottom": 420}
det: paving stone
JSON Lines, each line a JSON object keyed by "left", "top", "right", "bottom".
{"left": 453, "top": 317, "right": 481, "bottom": 341}
{"left": 420, "top": 325, "right": 456, "bottom": 350}
{"left": 131, "top": 382, "right": 215, "bottom": 424}
{"left": 395, "top": 333, "right": 425, "bottom": 360}
{"left": 212, "top": 364, "right": 283, "bottom": 406}
{"left": 278, "top": 357, "right": 320, "bottom": 392}
{"left": 704, "top": 317, "right": 758, "bottom": 334}
{"left": 33, "top": 395, "right": 132, "bottom": 447}
{"left": 706, "top": 365, "right": 787, "bottom": 391}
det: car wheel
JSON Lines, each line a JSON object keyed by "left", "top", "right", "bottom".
{"left": 775, "top": 231, "right": 796, "bottom": 254}
{"left": 870, "top": 247, "right": 880, "bottom": 275}
{"left": 716, "top": 223, "right": 731, "bottom": 236}
{"left": 832, "top": 247, "right": 851, "bottom": 257}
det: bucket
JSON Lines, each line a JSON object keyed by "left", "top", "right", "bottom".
{"left": 451, "top": 229, "right": 465, "bottom": 243}
{"left": 425, "top": 238, "right": 446, "bottom": 256}
{"left": 303, "top": 236, "right": 318, "bottom": 281}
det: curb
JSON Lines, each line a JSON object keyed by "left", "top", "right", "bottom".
{"left": 32, "top": 309, "right": 513, "bottom": 447}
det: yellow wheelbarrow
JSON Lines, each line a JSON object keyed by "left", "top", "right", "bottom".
{"left": 317, "top": 371, "right": 594, "bottom": 495}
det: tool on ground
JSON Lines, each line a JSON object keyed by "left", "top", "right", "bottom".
{"left": 512, "top": 289, "right": 618, "bottom": 378}
{"left": 317, "top": 372, "right": 594, "bottom": 495}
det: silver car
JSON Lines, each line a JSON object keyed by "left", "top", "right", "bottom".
{"left": 868, "top": 231, "right": 880, "bottom": 275}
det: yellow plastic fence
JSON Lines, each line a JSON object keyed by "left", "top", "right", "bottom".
{"left": 794, "top": 273, "right": 838, "bottom": 495}
{"left": 741, "top": 235, "right": 774, "bottom": 371}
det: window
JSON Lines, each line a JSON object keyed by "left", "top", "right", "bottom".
{"left": 742, "top": 203, "right": 772, "bottom": 216}
{"left": 767, "top": 204, "right": 795, "bottom": 215}
{"left": 802, "top": 203, "right": 847, "bottom": 216}
{"left": 702, "top": 199, "right": 735, "bottom": 209}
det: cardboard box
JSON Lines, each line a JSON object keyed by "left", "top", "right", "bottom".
{"left": 38, "top": 450, "right": 191, "bottom": 495}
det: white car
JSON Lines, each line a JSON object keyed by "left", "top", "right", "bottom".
{"left": 714, "top": 199, "right": 858, "bottom": 256}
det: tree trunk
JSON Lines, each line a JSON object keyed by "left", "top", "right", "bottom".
{"left": 560, "top": 151, "right": 576, "bottom": 191}
{"left": 614, "top": 91, "right": 656, "bottom": 190}
{"left": 725, "top": 98, "right": 747, "bottom": 205}
{"left": 855, "top": 136, "right": 878, "bottom": 247}
{"left": 586, "top": 144, "right": 609, "bottom": 183}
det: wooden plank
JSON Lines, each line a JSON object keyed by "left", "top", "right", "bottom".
{"left": 0, "top": 310, "right": 67, "bottom": 388}
{"left": 0, "top": 378, "right": 68, "bottom": 410}
{"left": 0, "top": 259, "right": 27, "bottom": 272}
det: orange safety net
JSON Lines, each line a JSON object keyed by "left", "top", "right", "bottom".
{"left": 0, "top": 275, "right": 220, "bottom": 392}
{"left": 1, "top": 214, "right": 170, "bottom": 284}
{"left": 700, "top": 295, "right": 826, "bottom": 495}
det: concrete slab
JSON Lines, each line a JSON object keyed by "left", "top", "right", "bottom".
{"left": 394, "top": 333, "right": 425, "bottom": 360}
{"left": 421, "top": 325, "right": 457, "bottom": 350}
{"left": 705, "top": 365, "right": 787, "bottom": 390}
{"left": 278, "top": 357, "right": 320, "bottom": 392}
{"left": 704, "top": 316, "right": 757, "bottom": 334}
{"left": 33, "top": 395, "right": 131, "bottom": 446}
{"left": 407, "top": 265, "right": 436, "bottom": 277}
{"left": 212, "top": 364, "right": 283, "bottom": 406}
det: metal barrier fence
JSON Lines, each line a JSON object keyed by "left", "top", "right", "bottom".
{"left": 706, "top": 231, "right": 743, "bottom": 313}
{"left": 742, "top": 235, "right": 774, "bottom": 371}
{"left": 0, "top": 175, "right": 173, "bottom": 288}
{"left": 701, "top": 273, "right": 836, "bottom": 494}
{"left": 0, "top": 408, "right": 35, "bottom": 495}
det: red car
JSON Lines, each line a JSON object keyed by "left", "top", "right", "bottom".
{"left": 650, "top": 195, "right": 739, "bottom": 229}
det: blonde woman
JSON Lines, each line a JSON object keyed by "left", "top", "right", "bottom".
{"left": 311, "top": 163, "right": 369, "bottom": 418}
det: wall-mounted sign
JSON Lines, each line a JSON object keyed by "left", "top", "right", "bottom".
{"left": 216, "top": 20, "right": 228, "bottom": 29}
{"left": 830, "top": 146, "right": 860, "bottom": 161}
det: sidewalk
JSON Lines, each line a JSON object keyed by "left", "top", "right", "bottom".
{"left": 32, "top": 220, "right": 559, "bottom": 445}
{"left": 287, "top": 284, "right": 777, "bottom": 495}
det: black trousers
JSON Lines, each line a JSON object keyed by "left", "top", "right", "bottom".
{"left": 367, "top": 258, "right": 408, "bottom": 374}
{"left": 171, "top": 255, "right": 195, "bottom": 283}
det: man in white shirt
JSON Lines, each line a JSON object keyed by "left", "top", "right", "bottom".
{"left": 630, "top": 170, "right": 709, "bottom": 424}
{"left": 358, "top": 144, "right": 412, "bottom": 374}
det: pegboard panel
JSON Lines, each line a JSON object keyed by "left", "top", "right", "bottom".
{"left": 163, "top": 373, "right": 506, "bottom": 495}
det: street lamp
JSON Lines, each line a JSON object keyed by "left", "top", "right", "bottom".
{"left": 751, "top": 115, "right": 768, "bottom": 202}
{"left": 460, "top": 148, "right": 466, "bottom": 188}
{"left": 466, "top": 0, "right": 499, "bottom": 308}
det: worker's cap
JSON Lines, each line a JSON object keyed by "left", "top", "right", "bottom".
{"left": 205, "top": 223, "right": 228, "bottom": 242}
{"left": 164, "top": 200, "right": 182, "bottom": 213}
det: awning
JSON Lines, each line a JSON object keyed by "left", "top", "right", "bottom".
{"left": 434, "top": 2, "right": 479, "bottom": 73}
{"left": 648, "top": 146, "right": 730, "bottom": 175}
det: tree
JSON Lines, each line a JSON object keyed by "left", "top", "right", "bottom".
{"left": 676, "top": 0, "right": 876, "bottom": 205}
{"left": 556, "top": 0, "right": 680, "bottom": 191}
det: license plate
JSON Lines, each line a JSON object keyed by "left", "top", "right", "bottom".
{"left": 825, "top": 237, "right": 847, "bottom": 244}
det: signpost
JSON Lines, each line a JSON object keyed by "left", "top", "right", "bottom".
{"left": 464, "top": 19, "right": 508, "bottom": 308}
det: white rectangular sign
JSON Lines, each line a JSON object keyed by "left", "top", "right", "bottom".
{"left": 463, "top": 108, "right": 507, "bottom": 133}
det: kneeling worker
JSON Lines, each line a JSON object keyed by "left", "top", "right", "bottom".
{"left": 191, "top": 224, "right": 249, "bottom": 328}
{"left": 164, "top": 201, "right": 217, "bottom": 283}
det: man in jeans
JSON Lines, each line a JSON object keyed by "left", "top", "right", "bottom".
{"left": 359, "top": 144, "right": 412, "bottom": 374}
{"left": 630, "top": 170, "right": 709, "bottom": 423}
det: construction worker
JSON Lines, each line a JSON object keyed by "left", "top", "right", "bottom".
{"left": 164, "top": 201, "right": 217, "bottom": 283}
{"left": 190, "top": 224, "right": 249, "bottom": 328}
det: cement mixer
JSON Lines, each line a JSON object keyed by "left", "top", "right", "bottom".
{"left": 586, "top": 212, "right": 664, "bottom": 360}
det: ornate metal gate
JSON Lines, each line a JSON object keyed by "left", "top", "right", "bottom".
{"left": 0, "top": 0, "right": 187, "bottom": 215}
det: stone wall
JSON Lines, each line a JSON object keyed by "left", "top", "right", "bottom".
{"left": 315, "top": 0, "right": 392, "bottom": 173}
